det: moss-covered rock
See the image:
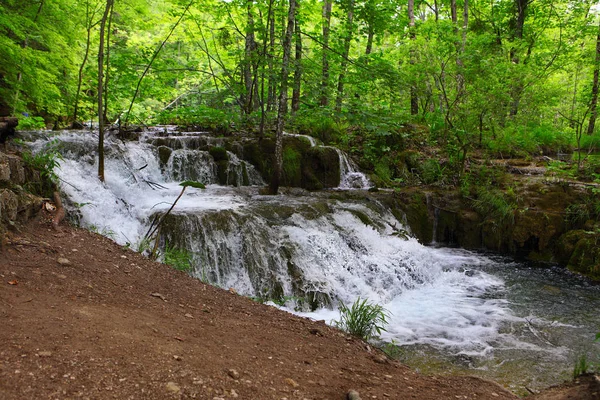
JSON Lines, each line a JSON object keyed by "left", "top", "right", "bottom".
{"left": 209, "top": 146, "right": 229, "bottom": 162}
{"left": 157, "top": 146, "right": 172, "bottom": 170}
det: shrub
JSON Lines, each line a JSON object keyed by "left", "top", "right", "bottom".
{"left": 471, "top": 188, "right": 516, "bottom": 225}
{"left": 573, "top": 354, "right": 591, "bottom": 378}
{"left": 334, "top": 297, "right": 389, "bottom": 341}
{"left": 21, "top": 139, "right": 62, "bottom": 197}
{"left": 163, "top": 242, "right": 193, "bottom": 272}
{"left": 18, "top": 116, "right": 46, "bottom": 130}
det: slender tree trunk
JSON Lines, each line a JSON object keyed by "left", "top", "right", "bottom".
{"left": 365, "top": 25, "right": 374, "bottom": 55}
{"left": 456, "top": 0, "right": 468, "bottom": 95}
{"left": 73, "top": 0, "right": 96, "bottom": 124}
{"left": 408, "top": 0, "right": 418, "bottom": 115}
{"left": 270, "top": 0, "right": 297, "bottom": 195}
{"left": 320, "top": 0, "right": 332, "bottom": 106}
{"left": 267, "top": 10, "right": 276, "bottom": 112}
{"left": 291, "top": 12, "right": 302, "bottom": 114}
{"left": 335, "top": 0, "right": 355, "bottom": 113}
{"left": 509, "top": 0, "right": 528, "bottom": 117}
{"left": 104, "top": 4, "right": 114, "bottom": 124}
{"left": 588, "top": 21, "right": 600, "bottom": 135}
{"left": 451, "top": 0, "right": 457, "bottom": 24}
{"left": 98, "top": 0, "right": 114, "bottom": 182}
{"left": 259, "top": 0, "right": 275, "bottom": 135}
{"left": 243, "top": 1, "right": 257, "bottom": 114}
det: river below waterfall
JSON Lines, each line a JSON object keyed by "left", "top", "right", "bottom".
{"left": 24, "top": 129, "right": 600, "bottom": 395}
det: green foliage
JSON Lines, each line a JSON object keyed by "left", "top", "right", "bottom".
{"left": 334, "top": 297, "right": 389, "bottom": 341}
{"left": 155, "top": 106, "right": 235, "bottom": 133}
{"left": 179, "top": 180, "right": 206, "bottom": 189}
{"left": 485, "top": 124, "right": 572, "bottom": 157}
{"left": 472, "top": 188, "right": 517, "bottom": 225}
{"left": 21, "top": 139, "right": 63, "bottom": 197}
{"left": 17, "top": 116, "right": 46, "bottom": 130}
{"left": 419, "top": 159, "right": 446, "bottom": 185}
{"left": 380, "top": 339, "right": 403, "bottom": 359}
{"left": 573, "top": 354, "right": 591, "bottom": 378}
{"left": 88, "top": 224, "right": 117, "bottom": 239}
{"left": 289, "top": 109, "right": 344, "bottom": 145}
{"left": 162, "top": 242, "right": 193, "bottom": 272}
{"left": 282, "top": 147, "right": 301, "bottom": 184}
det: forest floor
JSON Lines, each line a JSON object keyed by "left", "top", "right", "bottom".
{"left": 0, "top": 215, "right": 598, "bottom": 399}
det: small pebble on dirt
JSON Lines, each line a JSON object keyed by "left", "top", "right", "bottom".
{"left": 165, "top": 381, "right": 180, "bottom": 394}
{"left": 347, "top": 389, "right": 361, "bottom": 400}
{"left": 284, "top": 378, "right": 299, "bottom": 388}
{"left": 227, "top": 369, "right": 240, "bottom": 380}
{"left": 57, "top": 258, "right": 71, "bottom": 266}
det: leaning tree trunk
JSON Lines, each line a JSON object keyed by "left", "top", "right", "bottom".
{"left": 97, "top": 0, "right": 113, "bottom": 182}
{"left": 335, "top": 0, "right": 355, "bottom": 114}
{"left": 320, "top": 0, "right": 332, "bottom": 106}
{"left": 291, "top": 12, "right": 303, "bottom": 114}
{"left": 270, "top": 0, "right": 297, "bottom": 195}
{"left": 588, "top": 21, "right": 600, "bottom": 135}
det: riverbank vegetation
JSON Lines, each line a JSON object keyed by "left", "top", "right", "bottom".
{"left": 2, "top": 0, "right": 600, "bottom": 260}
{"left": 2, "top": 0, "right": 600, "bottom": 178}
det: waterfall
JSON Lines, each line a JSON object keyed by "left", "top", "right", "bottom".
{"left": 333, "top": 147, "right": 372, "bottom": 189}
{"left": 27, "top": 130, "right": 511, "bottom": 354}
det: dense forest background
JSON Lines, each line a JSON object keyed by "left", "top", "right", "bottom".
{"left": 1, "top": 0, "right": 600, "bottom": 186}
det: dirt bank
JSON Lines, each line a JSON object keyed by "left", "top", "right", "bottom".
{"left": 0, "top": 215, "right": 595, "bottom": 399}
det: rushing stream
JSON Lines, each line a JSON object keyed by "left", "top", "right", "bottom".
{"left": 25, "top": 129, "right": 600, "bottom": 394}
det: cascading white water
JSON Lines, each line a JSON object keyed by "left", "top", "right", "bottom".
{"left": 333, "top": 147, "right": 372, "bottom": 189}
{"left": 24, "top": 129, "right": 600, "bottom": 390}
{"left": 27, "top": 130, "right": 511, "bottom": 354}
{"left": 284, "top": 132, "right": 372, "bottom": 189}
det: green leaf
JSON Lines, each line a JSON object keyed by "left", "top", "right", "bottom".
{"left": 179, "top": 180, "right": 206, "bottom": 189}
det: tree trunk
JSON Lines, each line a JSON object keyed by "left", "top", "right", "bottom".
{"left": 456, "top": 0, "right": 468, "bottom": 95}
{"left": 509, "top": 0, "right": 528, "bottom": 117}
{"left": 104, "top": 3, "right": 115, "bottom": 124}
{"left": 243, "top": 1, "right": 257, "bottom": 114}
{"left": 335, "top": 0, "right": 355, "bottom": 113}
{"left": 270, "top": 0, "right": 297, "bottom": 195}
{"left": 291, "top": 12, "right": 302, "bottom": 114}
{"left": 320, "top": 0, "right": 332, "bottom": 106}
{"left": 588, "top": 21, "right": 600, "bottom": 135}
{"left": 365, "top": 26, "right": 374, "bottom": 55}
{"left": 408, "top": 0, "right": 418, "bottom": 115}
{"left": 259, "top": 0, "right": 275, "bottom": 135}
{"left": 267, "top": 10, "right": 276, "bottom": 112}
{"left": 73, "top": 0, "right": 96, "bottom": 124}
{"left": 98, "top": 0, "right": 114, "bottom": 182}
{"left": 451, "top": 0, "right": 457, "bottom": 24}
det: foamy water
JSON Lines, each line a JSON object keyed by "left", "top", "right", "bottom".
{"left": 25, "top": 130, "right": 600, "bottom": 389}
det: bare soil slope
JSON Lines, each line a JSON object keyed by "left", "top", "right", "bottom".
{"left": 0, "top": 216, "right": 587, "bottom": 399}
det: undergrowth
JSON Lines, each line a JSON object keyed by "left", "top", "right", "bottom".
{"left": 334, "top": 297, "right": 389, "bottom": 341}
